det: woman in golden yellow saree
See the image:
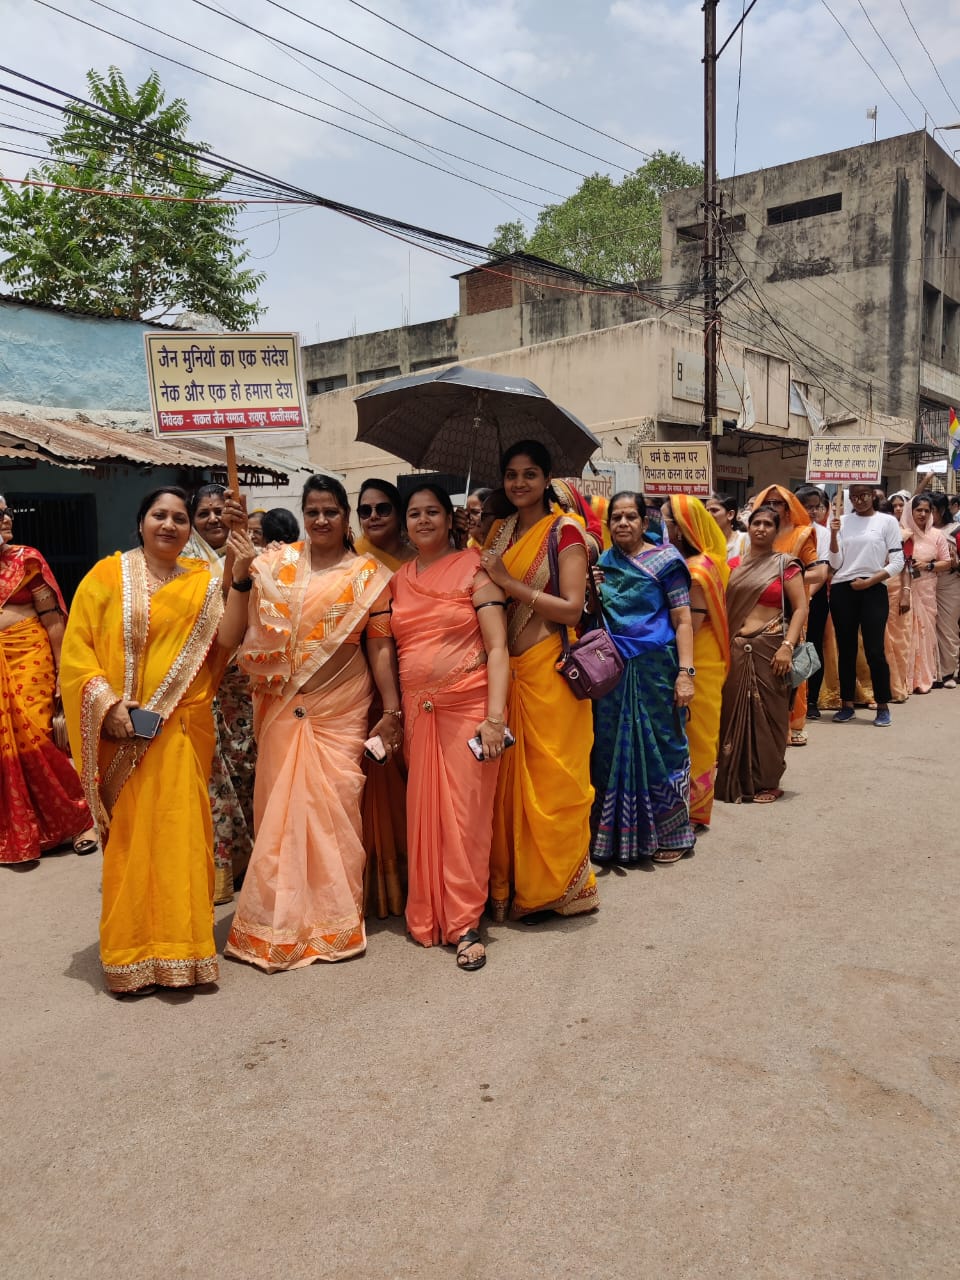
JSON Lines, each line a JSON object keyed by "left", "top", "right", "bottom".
{"left": 662, "top": 494, "right": 731, "bottom": 832}
{"left": 354, "top": 478, "right": 415, "bottom": 921}
{"left": 481, "top": 441, "right": 599, "bottom": 921}
{"left": 60, "top": 488, "right": 226, "bottom": 995}
{"left": 219, "top": 476, "right": 401, "bottom": 972}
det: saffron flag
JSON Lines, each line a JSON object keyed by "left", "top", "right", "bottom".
{"left": 951, "top": 407, "right": 960, "bottom": 472}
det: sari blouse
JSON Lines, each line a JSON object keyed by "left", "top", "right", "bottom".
{"left": 0, "top": 545, "right": 66, "bottom": 611}
{"left": 599, "top": 543, "right": 691, "bottom": 659}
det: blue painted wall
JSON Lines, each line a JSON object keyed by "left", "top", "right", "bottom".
{"left": 0, "top": 299, "right": 154, "bottom": 409}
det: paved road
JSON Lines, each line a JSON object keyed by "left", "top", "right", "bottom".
{"left": 3, "top": 693, "right": 958, "bottom": 1279}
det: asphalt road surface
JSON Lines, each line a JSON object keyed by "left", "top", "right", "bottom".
{"left": 3, "top": 692, "right": 958, "bottom": 1279}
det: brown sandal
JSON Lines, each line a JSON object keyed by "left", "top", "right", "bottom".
{"left": 752, "top": 789, "right": 784, "bottom": 804}
{"left": 652, "top": 847, "right": 691, "bottom": 863}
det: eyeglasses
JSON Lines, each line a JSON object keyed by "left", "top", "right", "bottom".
{"left": 0, "top": 508, "right": 11, "bottom": 519}
{"left": 357, "top": 502, "right": 393, "bottom": 519}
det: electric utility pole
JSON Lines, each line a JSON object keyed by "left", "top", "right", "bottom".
{"left": 703, "top": 0, "right": 720, "bottom": 439}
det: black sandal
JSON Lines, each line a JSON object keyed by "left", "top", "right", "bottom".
{"left": 73, "top": 836, "right": 98, "bottom": 856}
{"left": 456, "top": 929, "right": 486, "bottom": 971}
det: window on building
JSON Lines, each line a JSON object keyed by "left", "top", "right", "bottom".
{"left": 943, "top": 296, "right": 959, "bottom": 366}
{"left": 357, "top": 365, "right": 401, "bottom": 383}
{"left": 410, "top": 357, "right": 450, "bottom": 372}
{"left": 766, "top": 193, "right": 842, "bottom": 226}
{"left": 306, "top": 374, "right": 348, "bottom": 395}
{"left": 676, "top": 214, "right": 745, "bottom": 243}
{"left": 946, "top": 198, "right": 960, "bottom": 253}
{"left": 922, "top": 284, "right": 941, "bottom": 358}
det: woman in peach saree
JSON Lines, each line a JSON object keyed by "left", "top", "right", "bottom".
{"left": 663, "top": 494, "right": 730, "bottom": 832}
{"left": 219, "top": 477, "right": 400, "bottom": 972}
{"left": 901, "top": 493, "right": 951, "bottom": 694}
{"left": 391, "top": 485, "right": 508, "bottom": 970}
{"left": 481, "top": 441, "right": 598, "bottom": 922}
{"left": 60, "top": 488, "right": 225, "bottom": 995}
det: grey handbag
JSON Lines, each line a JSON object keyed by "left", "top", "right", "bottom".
{"left": 779, "top": 556, "right": 822, "bottom": 687}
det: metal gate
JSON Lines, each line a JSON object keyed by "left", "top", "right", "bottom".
{"left": 5, "top": 492, "right": 98, "bottom": 605}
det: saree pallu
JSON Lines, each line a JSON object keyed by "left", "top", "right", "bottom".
{"left": 688, "top": 618, "right": 727, "bottom": 826}
{"left": 0, "top": 616, "right": 91, "bottom": 862}
{"left": 491, "top": 634, "right": 598, "bottom": 918}
{"left": 225, "top": 663, "right": 371, "bottom": 970}
{"left": 903, "top": 524, "right": 948, "bottom": 693}
{"left": 591, "top": 648, "right": 693, "bottom": 862}
{"left": 59, "top": 552, "right": 224, "bottom": 991}
{"left": 715, "top": 628, "right": 791, "bottom": 803}
{"left": 392, "top": 551, "right": 498, "bottom": 945}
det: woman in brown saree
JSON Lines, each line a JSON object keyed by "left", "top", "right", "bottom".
{"left": 716, "top": 505, "right": 808, "bottom": 805}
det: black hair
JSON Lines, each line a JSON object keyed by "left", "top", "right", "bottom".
{"left": 358, "top": 477, "right": 403, "bottom": 513}
{"left": 403, "top": 482, "right": 454, "bottom": 520}
{"left": 136, "top": 486, "right": 190, "bottom": 546}
{"left": 748, "top": 503, "right": 782, "bottom": 530}
{"left": 301, "top": 474, "right": 353, "bottom": 549}
{"left": 928, "top": 492, "right": 950, "bottom": 525}
{"left": 795, "top": 484, "right": 826, "bottom": 507}
{"left": 500, "top": 439, "right": 558, "bottom": 513}
{"left": 189, "top": 482, "right": 226, "bottom": 522}
{"left": 911, "top": 493, "right": 933, "bottom": 511}
{"left": 708, "top": 490, "right": 745, "bottom": 531}
{"left": 607, "top": 491, "right": 647, "bottom": 523}
{"left": 469, "top": 486, "right": 493, "bottom": 504}
{"left": 261, "top": 507, "right": 300, "bottom": 544}
{"left": 877, "top": 499, "right": 896, "bottom": 516}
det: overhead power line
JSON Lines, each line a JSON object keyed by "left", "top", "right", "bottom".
{"left": 853, "top": 0, "right": 936, "bottom": 125}
{"left": 258, "top": 0, "right": 635, "bottom": 173}
{"left": 818, "top": 0, "right": 917, "bottom": 130}
{"left": 341, "top": 0, "right": 652, "bottom": 161}
{"left": 895, "top": 0, "right": 960, "bottom": 121}
{"left": 28, "top": 0, "right": 550, "bottom": 208}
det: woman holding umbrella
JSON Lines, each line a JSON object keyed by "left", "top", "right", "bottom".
{"left": 480, "top": 441, "right": 599, "bottom": 922}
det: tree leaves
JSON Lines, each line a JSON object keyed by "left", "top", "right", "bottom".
{"left": 0, "top": 66, "right": 264, "bottom": 327}
{"left": 489, "top": 151, "right": 703, "bottom": 283}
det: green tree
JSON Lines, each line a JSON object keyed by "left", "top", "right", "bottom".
{"left": 0, "top": 67, "right": 264, "bottom": 327}
{"left": 489, "top": 150, "right": 703, "bottom": 282}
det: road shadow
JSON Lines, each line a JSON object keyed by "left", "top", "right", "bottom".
{"left": 64, "top": 939, "right": 103, "bottom": 992}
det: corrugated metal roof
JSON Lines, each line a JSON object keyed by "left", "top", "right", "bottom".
{"left": 0, "top": 411, "right": 308, "bottom": 481}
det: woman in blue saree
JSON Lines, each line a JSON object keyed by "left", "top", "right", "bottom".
{"left": 590, "top": 492, "right": 697, "bottom": 865}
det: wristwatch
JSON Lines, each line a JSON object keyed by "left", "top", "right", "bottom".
{"left": 678, "top": 666, "right": 696, "bottom": 676}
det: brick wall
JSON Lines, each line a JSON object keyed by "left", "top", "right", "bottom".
{"left": 463, "top": 268, "right": 515, "bottom": 315}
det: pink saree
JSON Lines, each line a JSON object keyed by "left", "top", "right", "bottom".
{"left": 391, "top": 551, "right": 499, "bottom": 946}
{"left": 225, "top": 544, "right": 391, "bottom": 971}
{"left": 902, "top": 517, "right": 948, "bottom": 694}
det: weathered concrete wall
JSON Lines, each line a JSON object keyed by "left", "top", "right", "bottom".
{"left": 662, "top": 131, "right": 939, "bottom": 422}
{"left": 0, "top": 300, "right": 153, "bottom": 410}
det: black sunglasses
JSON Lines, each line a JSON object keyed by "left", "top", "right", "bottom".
{"left": 357, "top": 502, "right": 393, "bottom": 519}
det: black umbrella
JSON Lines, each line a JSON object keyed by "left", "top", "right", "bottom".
{"left": 354, "top": 364, "right": 600, "bottom": 489}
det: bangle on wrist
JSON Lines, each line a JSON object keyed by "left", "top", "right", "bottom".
{"left": 382, "top": 707, "right": 403, "bottom": 719}
{"left": 782, "top": 640, "right": 794, "bottom": 650}
{"left": 530, "top": 587, "right": 541, "bottom": 608}
{"left": 485, "top": 713, "right": 504, "bottom": 726}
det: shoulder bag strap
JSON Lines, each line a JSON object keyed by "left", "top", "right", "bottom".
{"left": 546, "top": 519, "right": 572, "bottom": 659}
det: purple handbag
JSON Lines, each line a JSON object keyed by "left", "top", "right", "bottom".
{"left": 547, "top": 523, "right": 624, "bottom": 701}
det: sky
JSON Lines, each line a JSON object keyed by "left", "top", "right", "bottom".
{"left": 3, "top": 0, "right": 960, "bottom": 345}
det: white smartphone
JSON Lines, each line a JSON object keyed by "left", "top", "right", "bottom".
{"left": 363, "top": 734, "right": 388, "bottom": 764}
{"left": 467, "top": 728, "right": 516, "bottom": 760}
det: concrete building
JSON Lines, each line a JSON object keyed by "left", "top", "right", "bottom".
{"left": 301, "top": 253, "right": 679, "bottom": 392}
{"left": 661, "top": 129, "right": 960, "bottom": 457}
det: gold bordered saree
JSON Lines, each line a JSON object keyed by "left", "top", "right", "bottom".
{"left": 60, "top": 550, "right": 225, "bottom": 992}
{"left": 226, "top": 543, "right": 392, "bottom": 971}
{"left": 486, "top": 513, "right": 598, "bottom": 919}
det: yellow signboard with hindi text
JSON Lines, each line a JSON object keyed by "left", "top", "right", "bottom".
{"left": 144, "top": 332, "right": 307, "bottom": 439}
{"left": 805, "top": 438, "right": 885, "bottom": 484}
{"left": 637, "top": 442, "right": 712, "bottom": 497}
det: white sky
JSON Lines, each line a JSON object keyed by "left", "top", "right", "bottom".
{"left": 2, "top": 0, "right": 960, "bottom": 342}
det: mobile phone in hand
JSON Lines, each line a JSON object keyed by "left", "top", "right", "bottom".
{"left": 467, "top": 727, "right": 516, "bottom": 760}
{"left": 129, "top": 708, "right": 164, "bottom": 740}
{"left": 363, "top": 734, "right": 388, "bottom": 764}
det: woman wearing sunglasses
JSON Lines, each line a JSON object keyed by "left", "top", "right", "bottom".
{"left": 354, "top": 479, "right": 415, "bottom": 921}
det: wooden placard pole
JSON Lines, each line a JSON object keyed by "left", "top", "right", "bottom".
{"left": 225, "top": 435, "right": 240, "bottom": 497}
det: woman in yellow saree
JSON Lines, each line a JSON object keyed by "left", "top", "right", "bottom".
{"left": 219, "top": 476, "right": 401, "bottom": 972}
{"left": 354, "top": 478, "right": 415, "bottom": 920}
{"left": 662, "top": 494, "right": 731, "bottom": 832}
{"left": 60, "top": 488, "right": 226, "bottom": 995}
{"left": 481, "top": 441, "right": 598, "bottom": 922}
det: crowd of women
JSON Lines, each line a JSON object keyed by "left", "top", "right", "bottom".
{"left": 2, "top": 452, "right": 956, "bottom": 997}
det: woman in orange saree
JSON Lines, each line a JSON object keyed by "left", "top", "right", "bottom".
{"left": 355, "top": 478, "right": 415, "bottom": 920}
{"left": 219, "top": 476, "right": 400, "bottom": 972}
{"left": 60, "top": 488, "right": 225, "bottom": 994}
{"left": 481, "top": 441, "right": 598, "bottom": 922}
{"left": 391, "top": 485, "right": 508, "bottom": 970}
{"left": 1, "top": 498, "right": 94, "bottom": 863}
{"left": 752, "top": 485, "right": 818, "bottom": 743}
{"left": 662, "top": 494, "right": 730, "bottom": 832}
